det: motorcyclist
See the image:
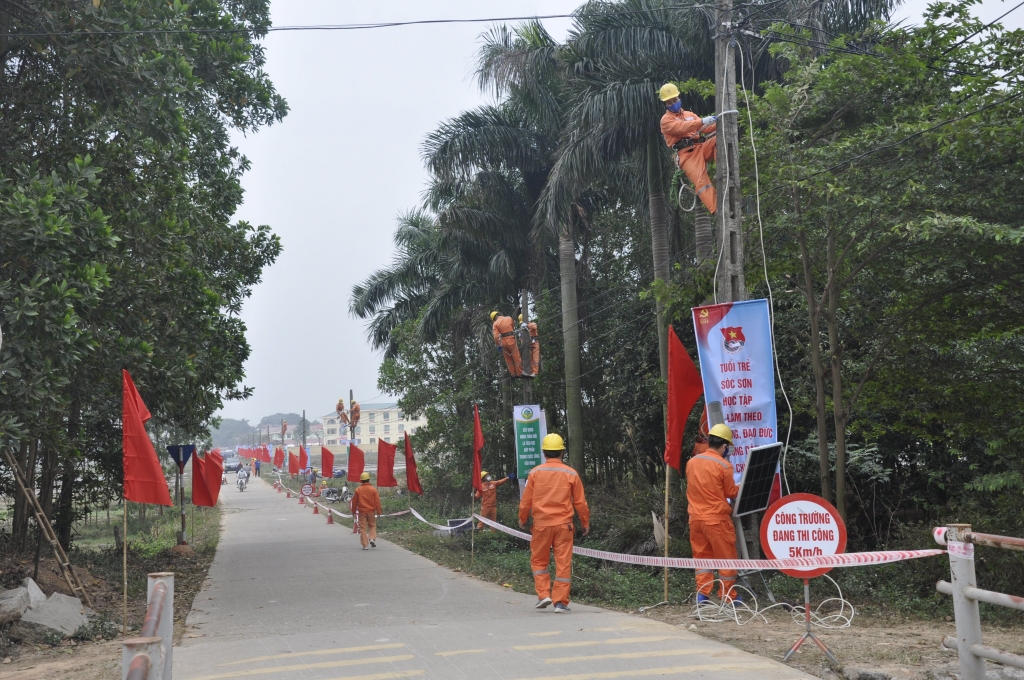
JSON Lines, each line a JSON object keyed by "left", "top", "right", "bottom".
{"left": 236, "top": 466, "right": 249, "bottom": 491}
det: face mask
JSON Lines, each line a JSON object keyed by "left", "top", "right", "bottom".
{"left": 667, "top": 100, "right": 682, "bottom": 113}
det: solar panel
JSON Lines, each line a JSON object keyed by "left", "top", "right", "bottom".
{"left": 733, "top": 442, "right": 783, "bottom": 517}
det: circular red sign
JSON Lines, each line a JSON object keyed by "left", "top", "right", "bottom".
{"left": 301, "top": 484, "right": 313, "bottom": 497}
{"left": 760, "top": 493, "right": 847, "bottom": 578}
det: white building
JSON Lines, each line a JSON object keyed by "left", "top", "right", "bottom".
{"left": 320, "top": 403, "right": 426, "bottom": 456}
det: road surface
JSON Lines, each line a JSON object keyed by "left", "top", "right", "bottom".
{"left": 175, "top": 476, "right": 812, "bottom": 680}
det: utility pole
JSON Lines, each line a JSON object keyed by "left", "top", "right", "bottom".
{"left": 715, "top": 0, "right": 758, "bottom": 561}
{"left": 519, "top": 289, "right": 533, "bottom": 405}
{"left": 302, "top": 409, "right": 307, "bottom": 453}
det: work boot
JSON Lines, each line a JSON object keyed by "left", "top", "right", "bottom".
{"left": 535, "top": 597, "right": 552, "bottom": 609}
{"left": 362, "top": 546, "right": 368, "bottom": 551}
{"left": 369, "top": 539, "right": 376, "bottom": 548}
{"left": 554, "top": 603, "right": 571, "bottom": 613}
{"left": 696, "top": 593, "right": 713, "bottom": 605}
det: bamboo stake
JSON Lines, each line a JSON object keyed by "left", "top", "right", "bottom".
{"left": 122, "top": 501, "right": 128, "bottom": 636}
{"left": 664, "top": 463, "right": 670, "bottom": 602}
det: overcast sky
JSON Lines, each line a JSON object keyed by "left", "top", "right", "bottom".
{"left": 219, "top": 0, "right": 1023, "bottom": 425}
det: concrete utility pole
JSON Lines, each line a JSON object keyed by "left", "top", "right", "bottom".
{"left": 519, "top": 289, "right": 533, "bottom": 405}
{"left": 715, "top": 0, "right": 758, "bottom": 560}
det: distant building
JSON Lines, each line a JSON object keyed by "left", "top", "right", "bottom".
{"left": 320, "top": 403, "right": 426, "bottom": 456}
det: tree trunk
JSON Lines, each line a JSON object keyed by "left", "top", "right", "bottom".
{"left": 798, "top": 230, "right": 833, "bottom": 502}
{"left": 827, "top": 229, "right": 848, "bottom": 520}
{"left": 54, "top": 457, "right": 75, "bottom": 551}
{"left": 12, "top": 441, "right": 28, "bottom": 551}
{"left": 647, "top": 136, "right": 671, "bottom": 383}
{"left": 559, "top": 230, "right": 585, "bottom": 474}
{"left": 695, "top": 207, "right": 715, "bottom": 271}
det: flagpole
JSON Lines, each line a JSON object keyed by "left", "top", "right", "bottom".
{"left": 664, "top": 464, "right": 670, "bottom": 602}
{"left": 470, "top": 494, "right": 476, "bottom": 569}
{"left": 122, "top": 499, "right": 128, "bottom": 636}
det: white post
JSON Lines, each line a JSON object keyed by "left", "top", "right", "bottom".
{"left": 946, "top": 524, "right": 985, "bottom": 680}
{"left": 122, "top": 636, "right": 163, "bottom": 680}
{"left": 148, "top": 573, "right": 174, "bottom": 680}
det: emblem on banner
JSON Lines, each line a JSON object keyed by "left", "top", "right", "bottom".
{"left": 521, "top": 407, "right": 534, "bottom": 420}
{"left": 721, "top": 326, "right": 746, "bottom": 353}
{"left": 699, "top": 308, "right": 710, "bottom": 324}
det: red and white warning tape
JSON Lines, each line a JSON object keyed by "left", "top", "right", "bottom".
{"left": 471, "top": 514, "right": 946, "bottom": 571}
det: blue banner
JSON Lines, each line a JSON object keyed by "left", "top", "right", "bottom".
{"left": 691, "top": 299, "right": 778, "bottom": 482}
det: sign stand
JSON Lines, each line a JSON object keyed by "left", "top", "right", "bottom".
{"left": 784, "top": 579, "right": 838, "bottom": 664}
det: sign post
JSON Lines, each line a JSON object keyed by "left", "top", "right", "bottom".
{"left": 512, "top": 406, "right": 547, "bottom": 495}
{"left": 761, "top": 493, "right": 846, "bottom": 664}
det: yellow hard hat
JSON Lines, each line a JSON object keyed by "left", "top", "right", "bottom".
{"left": 541, "top": 433, "right": 565, "bottom": 451}
{"left": 708, "top": 423, "right": 733, "bottom": 444}
{"left": 490, "top": 311, "right": 499, "bottom": 321}
{"left": 658, "top": 83, "right": 681, "bottom": 101}
{"left": 360, "top": 472, "right": 371, "bottom": 481}
{"left": 481, "top": 470, "right": 489, "bottom": 479}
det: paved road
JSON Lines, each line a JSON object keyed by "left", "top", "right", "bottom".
{"left": 175, "top": 476, "right": 811, "bottom": 680}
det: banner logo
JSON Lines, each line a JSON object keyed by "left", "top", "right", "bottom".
{"left": 722, "top": 326, "right": 746, "bottom": 353}
{"left": 521, "top": 407, "right": 534, "bottom": 420}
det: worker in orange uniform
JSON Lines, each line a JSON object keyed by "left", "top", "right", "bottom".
{"left": 491, "top": 311, "right": 523, "bottom": 377}
{"left": 352, "top": 471, "right": 382, "bottom": 550}
{"left": 658, "top": 83, "right": 718, "bottom": 214}
{"left": 475, "top": 470, "right": 515, "bottom": 530}
{"left": 686, "top": 423, "right": 741, "bottom": 603}
{"left": 519, "top": 434, "right": 589, "bottom": 613}
{"left": 519, "top": 314, "right": 540, "bottom": 376}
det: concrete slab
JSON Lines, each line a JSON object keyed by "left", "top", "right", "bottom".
{"left": 175, "top": 476, "right": 812, "bottom": 680}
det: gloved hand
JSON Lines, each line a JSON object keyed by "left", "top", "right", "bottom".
{"left": 507, "top": 472, "right": 517, "bottom": 481}
{"left": 701, "top": 115, "right": 716, "bottom": 126}
{"left": 520, "top": 323, "right": 528, "bottom": 330}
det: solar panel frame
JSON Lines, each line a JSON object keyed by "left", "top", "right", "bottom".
{"left": 733, "top": 442, "right": 784, "bottom": 517}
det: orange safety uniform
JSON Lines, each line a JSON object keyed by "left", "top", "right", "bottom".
{"left": 519, "top": 458, "right": 590, "bottom": 606}
{"left": 685, "top": 448, "right": 740, "bottom": 599}
{"left": 526, "top": 322, "right": 540, "bottom": 375}
{"left": 352, "top": 482, "right": 383, "bottom": 548}
{"left": 661, "top": 109, "right": 717, "bottom": 214}
{"left": 492, "top": 315, "right": 523, "bottom": 377}
{"left": 474, "top": 476, "right": 509, "bottom": 529}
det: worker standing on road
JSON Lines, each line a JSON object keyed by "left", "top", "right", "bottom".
{"left": 686, "top": 423, "right": 741, "bottom": 603}
{"left": 519, "top": 314, "right": 540, "bottom": 376}
{"left": 519, "top": 434, "right": 589, "bottom": 613}
{"left": 659, "top": 83, "right": 718, "bottom": 215}
{"left": 491, "top": 311, "right": 523, "bottom": 377}
{"left": 474, "top": 470, "right": 515, "bottom": 530}
{"left": 352, "top": 471, "right": 382, "bottom": 550}
{"left": 254, "top": 458, "right": 261, "bottom": 477}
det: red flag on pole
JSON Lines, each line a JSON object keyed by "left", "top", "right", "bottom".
{"left": 273, "top": 447, "right": 284, "bottom": 469}
{"left": 191, "top": 454, "right": 215, "bottom": 507}
{"left": 206, "top": 449, "right": 224, "bottom": 506}
{"left": 664, "top": 326, "right": 705, "bottom": 472}
{"left": 288, "top": 452, "right": 299, "bottom": 476}
{"left": 404, "top": 433, "right": 422, "bottom": 495}
{"left": 122, "top": 370, "right": 172, "bottom": 506}
{"left": 321, "top": 446, "right": 334, "bottom": 478}
{"left": 376, "top": 440, "right": 398, "bottom": 487}
{"left": 299, "top": 446, "right": 308, "bottom": 470}
{"left": 472, "top": 404, "right": 484, "bottom": 493}
{"left": 347, "top": 445, "right": 365, "bottom": 483}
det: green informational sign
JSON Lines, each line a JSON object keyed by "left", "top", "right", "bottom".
{"left": 513, "top": 405, "right": 547, "bottom": 481}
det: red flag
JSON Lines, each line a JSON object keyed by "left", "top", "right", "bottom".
{"left": 472, "top": 404, "right": 484, "bottom": 493}
{"left": 122, "top": 370, "right": 172, "bottom": 506}
{"left": 262, "top": 446, "right": 271, "bottom": 463}
{"left": 288, "top": 452, "right": 299, "bottom": 476}
{"left": 299, "top": 446, "right": 308, "bottom": 470}
{"left": 206, "top": 449, "right": 224, "bottom": 506}
{"left": 191, "top": 454, "right": 215, "bottom": 507}
{"left": 664, "top": 327, "right": 705, "bottom": 472}
{"left": 377, "top": 440, "right": 398, "bottom": 487}
{"left": 347, "top": 445, "right": 365, "bottom": 483}
{"left": 321, "top": 446, "right": 334, "bottom": 478}
{"left": 404, "top": 433, "right": 422, "bottom": 495}
{"left": 273, "top": 447, "right": 284, "bottom": 469}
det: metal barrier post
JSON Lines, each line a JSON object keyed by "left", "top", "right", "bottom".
{"left": 946, "top": 524, "right": 986, "bottom": 680}
{"left": 122, "top": 636, "right": 163, "bottom": 680}
{"left": 146, "top": 573, "right": 174, "bottom": 680}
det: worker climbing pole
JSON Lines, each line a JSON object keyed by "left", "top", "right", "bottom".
{"left": 491, "top": 310, "right": 523, "bottom": 378}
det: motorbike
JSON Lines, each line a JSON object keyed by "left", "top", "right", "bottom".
{"left": 323, "top": 485, "right": 352, "bottom": 503}
{"left": 236, "top": 471, "right": 248, "bottom": 492}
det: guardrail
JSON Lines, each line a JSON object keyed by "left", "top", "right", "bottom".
{"left": 935, "top": 524, "right": 1024, "bottom": 680}
{"left": 123, "top": 572, "right": 174, "bottom": 680}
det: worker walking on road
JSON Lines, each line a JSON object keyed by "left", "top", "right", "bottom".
{"left": 686, "top": 423, "right": 741, "bottom": 603}
{"left": 352, "top": 471, "right": 383, "bottom": 550}
{"left": 659, "top": 83, "right": 718, "bottom": 214}
{"left": 519, "top": 434, "right": 589, "bottom": 613}
{"left": 519, "top": 314, "right": 540, "bottom": 376}
{"left": 475, "top": 470, "right": 515, "bottom": 530}
{"left": 491, "top": 311, "right": 523, "bottom": 377}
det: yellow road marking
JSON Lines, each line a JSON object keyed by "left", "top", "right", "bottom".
{"left": 545, "top": 649, "right": 705, "bottom": 664}
{"left": 510, "top": 662, "right": 777, "bottom": 679}
{"left": 216, "top": 643, "right": 406, "bottom": 666}
{"left": 530, "top": 631, "right": 564, "bottom": 637}
{"left": 515, "top": 635, "right": 689, "bottom": 651}
{"left": 322, "top": 673, "right": 425, "bottom": 680}
{"left": 434, "top": 649, "right": 487, "bottom": 657}
{"left": 188, "top": 654, "right": 415, "bottom": 680}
